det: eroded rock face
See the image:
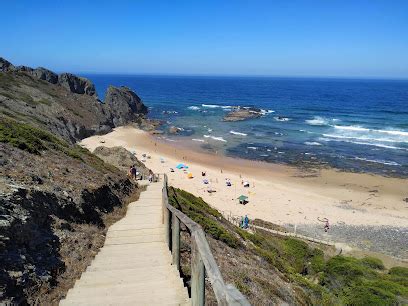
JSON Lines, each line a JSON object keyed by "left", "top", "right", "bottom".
{"left": 58, "top": 73, "right": 98, "bottom": 98}
{"left": 32, "top": 67, "right": 58, "bottom": 84}
{"left": 0, "top": 57, "right": 15, "bottom": 72}
{"left": 1, "top": 57, "right": 150, "bottom": 141}
{"left": 104, "top": 86, "right": 148, "bottom": 127}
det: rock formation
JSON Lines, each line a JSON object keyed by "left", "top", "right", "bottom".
{"left": 0, "top": 57, "right": 14, "bottom": 71}
{"left": 223, "top": 106, "right": 264, "bottom": 122}
{"left": 103, "top": 86, "right": 148, "bottom": 127}
{"left": 32, "top": 67, "right": 58, "bottom": 84}
{"left": 58, "top": 73, "right": 98, "bottom": 98}
{"left": 0, "top": 57, "right": 148, "bottom": 142}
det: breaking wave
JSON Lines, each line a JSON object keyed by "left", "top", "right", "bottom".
{"left": 203, "top": 135, "right": 227, "bottom": 142}
{"left": 230, "top": 130, "right": 247, "bottom": 136}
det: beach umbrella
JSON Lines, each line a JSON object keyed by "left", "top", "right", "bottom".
{"left": 237, "top": 195, "right": 248, "bottom": 204}
{"left": 176, "top": 163, "right": 189, "bottom": 169}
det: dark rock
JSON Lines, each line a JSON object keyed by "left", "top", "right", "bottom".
{"left": 169, "top": 126, "right": 183, "bottom": 134}
{"left": 32, "top": 67, "right": 58, "bottom": 84}
{"left": 0, "top": 57, "right": 14, "bottom": 72}
{"left": 223, "top": 106, "right": 263, "bottom": 122}
{"left": 14, "top": 65, "right": 34, "bottom": 73}
{"left": 103, "top": 86, "right": 148, "bottom": 127}
{"left": 58, "top": 73, "right": 98, "bottom": 98}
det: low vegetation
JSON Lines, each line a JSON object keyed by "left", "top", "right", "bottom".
{"left": 168, "top": 187, "right": 408, "bottom": 305}
{"left": 0, "top": 117, "right": 118, "bottom": 173}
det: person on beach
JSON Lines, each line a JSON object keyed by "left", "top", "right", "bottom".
{"left": 131, "top": 165, "right": 137, "bottom": 180}
{"left": 324, "top": 219, "right": 330, "bottom": 232}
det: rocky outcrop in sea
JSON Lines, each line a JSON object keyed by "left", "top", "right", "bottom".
{"left": 223, "top": 106, "right": 264, "bottom": 122}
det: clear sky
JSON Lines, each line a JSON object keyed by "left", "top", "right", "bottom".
{"left": 2, "top": 0, "right": 408, "bottom": 78}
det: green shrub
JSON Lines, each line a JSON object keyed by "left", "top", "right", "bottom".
{"left": 168, "top": 187, "right": 239, "bottom": 248}
{"left": 0, "top": 118, "right": 64, "bottom": 154}
{"left": 310, "top": 249, "right": 325, "bottom": 273}
{"left": 360, "top": 257, "right": 385, "bottom": 270}
{"left": 344, "top": 284, "right": 398, "bottom": 306}
{"left": 389, "top": 266, "right": 408, "bottom": 278}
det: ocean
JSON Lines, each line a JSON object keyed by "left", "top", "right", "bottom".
{"left": 84, "top": 75, "right": 408, "bottom": 177}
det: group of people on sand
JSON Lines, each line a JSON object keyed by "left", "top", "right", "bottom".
{"left": 128, "top": 165, "right": 154, "bottom": 182}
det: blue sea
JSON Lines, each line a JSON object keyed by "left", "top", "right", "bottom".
{"left": 85, "top": 75, "right": 408, "bottom": 177}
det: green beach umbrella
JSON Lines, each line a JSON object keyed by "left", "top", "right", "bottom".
{"left": 237, "top": 195, "right": 248, "bottom": 202}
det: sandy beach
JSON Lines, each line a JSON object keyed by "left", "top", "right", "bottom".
{"left": 81, "top": 126, "right": 408, "bottom": 258}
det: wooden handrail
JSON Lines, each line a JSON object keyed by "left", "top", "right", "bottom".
{"left": 159, "top": 173, "right": 250, "bottom": 306}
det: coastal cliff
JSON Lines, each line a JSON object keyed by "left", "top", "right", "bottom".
{"left": 0, "top": 58, "right": 147, "bottom": 304}
{"left": 0, "top": 57, "right": 148, "bottom": 142}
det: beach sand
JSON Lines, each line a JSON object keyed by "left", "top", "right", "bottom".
{"left": 81, "top": 126, "right": 408, "bottom": 258}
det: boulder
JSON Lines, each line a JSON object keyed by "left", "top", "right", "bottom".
{"left": 58, "top": 73, "right": 98, "bottom": 98}
{"left": 103, "top": 86, "right": 148, "bottom": 127}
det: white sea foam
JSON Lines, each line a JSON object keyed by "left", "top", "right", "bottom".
{"left": 333, "top": 125, "right": 408, "bottom": 137}
{"left": 192, "top": 138, "right": 205, "bottom": 142}
{"left": 247, "top": 146, "right": 257, "bottom": 150}
{"left": 305, "top": 116, "right": 331, "bottom": 126}
{"left": 260, "top": 109, "right": 275, "bottom": 114}
{"left": 230, "top": 130, "right": 247, "bottom": 136}
{"left": 319, "top": 137, "right": 408, "bottom": 151}
{"left": 274, "top": 116, "right": 291, "bottom": 122}
{"left": 188, "top": 106, "right": 200, "bottom": 110}
{"left": 304, "top": 142, "right": 322, "bottom": 146}
{"left": 354, "top": 157, "right": 400, "bottom": 166}
{"left": 203, "top": 135, "right": 227, "bottom": 142}
{"left": 202, "top": 104, "right": 233, "bottom": 109}
{"left": 322, "top": 134, "right": 407, "bottom": 143}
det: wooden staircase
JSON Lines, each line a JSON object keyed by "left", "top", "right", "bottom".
{"left": 60, "top": 182, "right": 191, "bottom": 306}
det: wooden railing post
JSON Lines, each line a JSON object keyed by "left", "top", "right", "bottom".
{"left": 161, "top": 173, "right": 250, "bottom": 306}
{"left": 171, "top": 214, "right": 180, "bottom": 270}
{"left": 162, "top": 177, "right": 171, "bottom": 249}
{"left": 191, "top": 235, "right": 205, "bottom": 306}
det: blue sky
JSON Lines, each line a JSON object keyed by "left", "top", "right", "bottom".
{"left": 2, "top": 0, "right": 408, "bottom": 78}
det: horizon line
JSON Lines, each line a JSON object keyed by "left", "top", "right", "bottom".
{"left": 75, "top": 71, "right": 408, "bottom": 81}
